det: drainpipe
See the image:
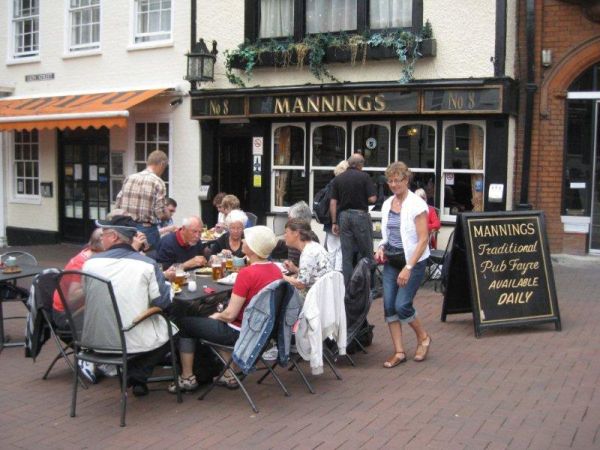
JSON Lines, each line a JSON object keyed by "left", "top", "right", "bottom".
{"left": 0, "top": 133, "right": 6, "bottom": 247}
{"left": 519, "top": 0, "right": 536, "bottom": 209}
{"left": 191, "top": 0, "right": 197, "bottom": 51}
{"left": 494, "top": 0, "right": 507, "bottom": 77}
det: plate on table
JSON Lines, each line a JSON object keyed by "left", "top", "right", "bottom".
{"left": 171, "top": 283, "right": 183, "bottom": 294}
{"left": 2, "top": 266, "right": 22, "bottom": 274}
{"left": 195, "top": 267, "right": 213, "bottom": 276}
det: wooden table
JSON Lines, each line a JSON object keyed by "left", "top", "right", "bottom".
{"left": 0, "top": 264, "right": 45, "bottom": 351}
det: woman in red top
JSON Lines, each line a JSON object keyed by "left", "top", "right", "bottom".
{"left": 169, "top": 225, "right": 281, "bottom": 393}
{"left": 415, "top": 189, "right": 441, "bottom": 249}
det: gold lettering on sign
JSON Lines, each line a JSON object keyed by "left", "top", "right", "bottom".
{"left": 374, "top": 94, "right": 386, "bottom": 111}
{"left": 274, "top": 98, "right": 291, "bottom": 114}
{"left": 343, "top": 95, "right": 357, "bottom": 111}
{"left": 322, "top": 96, "right": 335, "bottom": 113}
{"left": 448, "top": 92, "right": 464, "bottom": 110}
{"left": 357, "top": 95, "right": 372, "bottom": 110}
{"left": 222, "top": 99, "right": 229, "bottom": 115}
{"left": 468, "top": 92, "right": 476, "bottom": 109}
{"left": 293, "top": 98, "right": 305, "bottom": 113}
{"left": 307, "top": 97, "right": 320, "bottom": 113}
{"left": 209, "top": 100, "right": 221, "bottom": 115}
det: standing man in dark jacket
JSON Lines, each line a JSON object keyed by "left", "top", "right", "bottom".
{"left": 330, "top": 153, "right": 377, "bottom": 286}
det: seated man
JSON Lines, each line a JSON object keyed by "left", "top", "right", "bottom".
{"left": 156, "top": 216, "right": 207, "bottom": 270}
{"left": 84, "top": 215, "right": 175, "bottom": 397}
{"left": 159, "top": 197, "right": 178, "bottom": 236}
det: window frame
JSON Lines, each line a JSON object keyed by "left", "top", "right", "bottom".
{"left": 440, "top": 120, "right": 486, "bottom": 222}
{"left": 9, "top": 0, "right": 40, "bottom": 61}
{"left": 246, "top": 0, "right": 423, "bottom": 42}
{"left": 11, "top": 129, "right": 41, "bottom": 204}
{"left": 270, "top": 122, "right": 307, "bottom": 212}
{"left": 129, "top": 117, "right": 173, "bottom": 195}
{"left": 65, "top": 0, "right": 101, "bottom": 54}
{"left": 130, "top": 0, "right": 173, "bottom": 48}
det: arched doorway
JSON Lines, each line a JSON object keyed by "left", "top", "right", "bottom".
{"left": 565, "top": 62, "right": 600, "bottom": 251}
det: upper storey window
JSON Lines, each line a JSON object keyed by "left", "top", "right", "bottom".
{"left": 12, "top": 0, "right": 39, "bottom": 59}
{"left": 68, "top": 0, "right": 101, "bottom": 52}
{"left": 134, "top": 0, "right": 172, "bottom": 44}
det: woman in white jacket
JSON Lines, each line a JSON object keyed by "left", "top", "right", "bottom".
{"left": 375, "top": 162, "right": 432, "bottom": 367}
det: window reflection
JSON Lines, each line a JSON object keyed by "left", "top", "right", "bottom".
{"left": 444, "top": 124, "right": 484, "bottom": 170}
{"left": 274, "top": 126, "right": 304, "bottom": 166}
{"left": 353, "top": 124, "right": 389, "bottom": 167}
{"left": 312, "top": 125, "right": 345, "bottom": 166}
{"left": 273, "top": 170, "right": 305, "bottom": 207}
{"left": 397, "top": 124, "right": 436, "bottom": 169}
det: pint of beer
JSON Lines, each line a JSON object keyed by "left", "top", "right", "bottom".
{"left": 212, "top": 263, "right": 223, "bottom": 281}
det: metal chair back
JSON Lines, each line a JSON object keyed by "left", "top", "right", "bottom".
{"left": 246, "top": 212, "right": 258, "bottom": 227}
{"left": 1, "top": 251, "right": 38, "bottom": 266}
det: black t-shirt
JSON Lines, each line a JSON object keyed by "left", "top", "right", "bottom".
{"left": 209, "top": 232, "right": 245, "bottom": 258}
{"left": 331, "top": 168, "right": 376, "bottom": 213}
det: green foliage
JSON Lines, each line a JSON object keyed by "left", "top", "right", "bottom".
{"left": 422, "top": 19, "right": 433, "bottom": 40}
{"left": 224, "top": 26, "right": 432, "bottom": 87}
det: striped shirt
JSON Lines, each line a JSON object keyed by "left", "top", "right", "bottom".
{"left": 115, "top": 169, "right": 167, "bottom": 224}
{"left": 387, "top": 210, "right": 403, "bottom": 250}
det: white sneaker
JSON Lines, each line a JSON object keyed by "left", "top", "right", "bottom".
{"left": 97, "top": 363, "right": 118, "bottom": 377}
{"left": 77, "top": 360, "right": 97, "bottom": 384}
{"left": 262, "top": 345, "right": 278, "bottom": 361}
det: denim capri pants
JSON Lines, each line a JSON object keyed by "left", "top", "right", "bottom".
{"left": 382, "top": 259, "right": 427, "bottom": 323}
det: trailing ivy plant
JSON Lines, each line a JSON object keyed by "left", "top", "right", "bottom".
{"left": 224, "top": 24, "right": 432, "bottom": 87}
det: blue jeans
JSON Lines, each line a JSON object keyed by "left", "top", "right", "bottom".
{"left": 382, "top": 259, "right": 427, "bottom": 323}
{"left": 135, "top": 224, "right": 160, "bottom": 250}
{"left": 177, "top": 317, "right": 240, "bottom": 353}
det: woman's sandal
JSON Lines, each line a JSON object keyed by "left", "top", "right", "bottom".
{"left": 414, "top": 335, "right": 432, "bottom": 362}
{"left": 383, "top": 352, "right": 407, "bottom": 368}
{"left": 215, "top": 371, "right": 240, "bottom": 390}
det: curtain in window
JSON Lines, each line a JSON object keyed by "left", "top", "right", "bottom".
{"left": 370, "top": 0, "right": 412, "bottom": 29}
{"left": 468, "top": 126, "right": 484, "bottom": 211}
{"left": 275, "top": 127, "right": 291, "bottom": 206}
{"left": 306, "top": 0, "right": 357, "bottom": 34}
{"left": 260, "top": 0, "right": 294, "bottom": 38}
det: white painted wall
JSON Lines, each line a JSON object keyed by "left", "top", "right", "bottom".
{"left": 202, "top": 0, "right": 502, "bottom": 89}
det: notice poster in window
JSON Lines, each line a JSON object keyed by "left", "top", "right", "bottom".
{"left": 65, "top": 203, "right": 74, "bottom": 218}
{"left": 74, "top": 203, "right": 83, "bottom": 218}
{"left": 74, "top": 164, "right": 82, "bottom": 180}
{"left": 17, "top": 180, "right": 24, "bottom": 194}
{"left": 89, "top": 207, "right": 99, "bottom": 220}
{"left": 445, "top": 173, "right": 455, "bottom": 186}
{"left": 99, "top": 206, "right": 107, "bottom": 219}
{"left": 89, "top": 165, "right": 98, "bottom": 181}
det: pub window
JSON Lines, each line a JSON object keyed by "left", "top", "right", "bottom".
{"left": 11, "top": 0, "right": 39, "bottom": 59}
{"left": 110, "top": 151, "right": 125, "bottom": 202}
{"left": 271, "top": 124, "right": 306, "bottom": 211}
{"left": 259, "top": 0, "right": 294, "bottom": 38}
{"left": 353, "top": 122, "right": 390, "bottom": 215}
{"left": 68, "top": 0, "right": 100, "bottom": 52}
{"left": 441, "top": 122, "right": 485, "bottom": 221}
{"left": 563, "top": 100, "right": 593, "bottom": 216}
{"left": 133, "top": 0, "right": 172, "bottom": 44}
{"left": 14, "top": 130, "right": 40, "bottom": 199}
{"left": 397, "top": 122, "right": 436, "bottom": 206}
{"left": 310, "top": 123, "right": 346, "bottom": 210}
{"left": 249, "top": 0, "right": 421, "bottom": 40}
{"left": 134, "top": 121, "right": 171, "bottom": 193}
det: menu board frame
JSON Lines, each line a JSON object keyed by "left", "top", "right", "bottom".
{"left": 442, "top": 211, "right": 561, "bottom": 337}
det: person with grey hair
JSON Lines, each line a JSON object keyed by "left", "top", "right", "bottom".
{"left": 156, "top": 216, "right": 208, "bottom": 270}
{"left": 330, "top": 152, "right": 377, "bottom": 286}
{"left": 82, "top": 214, "right": 174, "bottom": 396}
{"left": 288, "top": 201, "right": 313, "bottom": 223}
{"left": 207, "top": 209, "right": 248, "bottom": 258}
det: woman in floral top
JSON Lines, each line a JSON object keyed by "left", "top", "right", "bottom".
{"left": 283, "top": 219, "right": 332, "bottom": 298}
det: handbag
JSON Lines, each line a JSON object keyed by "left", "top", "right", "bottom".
{"left": 384, "top": 245, "right": 406, "bottom": 270}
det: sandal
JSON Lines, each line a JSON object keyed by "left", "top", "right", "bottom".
{"left": 214, "top": 371, "right": 240, "bottom": 390}
{"left": 414, "top": 335, "right": 432, "bottom": 362}
{"left": 383, "top": 352, "right": 407, "bottom": 368}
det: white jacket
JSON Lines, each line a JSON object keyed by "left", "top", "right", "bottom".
{"left": 379, "top": 191, "right": 430, "bottom": 264}
{"left": 295, "top": 271, "right": 347, "bottom": 375}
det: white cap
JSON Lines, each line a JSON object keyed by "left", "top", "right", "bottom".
{"left": 243, "top": 226, "right": 277, "bottom": 259}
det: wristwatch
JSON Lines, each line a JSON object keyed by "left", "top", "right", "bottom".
{"left": 405, "top": 264, "right": 413, "bottom": 270}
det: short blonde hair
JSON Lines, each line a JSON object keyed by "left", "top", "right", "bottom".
{"left": 221, "top": 194, "right": 240, "bottom": 211}
{"left": 385, "top": 161, "right": 411, "bottom": 182}
{"left": 334, "top": 160, "right": 348, "bottom": 176}
{"left": 147, "top": 150, "right": 168, "bottom": 166}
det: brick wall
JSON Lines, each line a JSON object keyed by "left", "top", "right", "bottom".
{"left": 515, "top": 0, "right": 600, "bottom": 253}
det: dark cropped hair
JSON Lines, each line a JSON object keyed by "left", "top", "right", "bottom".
{"left": 285, "top": 218, "right": 313, "bottom": 242}
{"left": 166, "top": 197, "right": 177, "bottom": 207}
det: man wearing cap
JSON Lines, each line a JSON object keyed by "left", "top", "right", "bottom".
{"left": 168, "top": 226, "right": 281, "bottom": 393}
{"left": 156, "top": 216, "right": 207, "bottom": 270}
{"left": 84, "top": 215, "right": 174, "bottom": 397}
{"left": 115, "top": 149, "right": 170, "bottom": 250}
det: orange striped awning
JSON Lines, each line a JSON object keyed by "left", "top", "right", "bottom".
{"left": 0, "top": 89, "right": 166, "bottom": 131}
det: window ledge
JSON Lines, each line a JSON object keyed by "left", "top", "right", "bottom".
{"left": 561, "top": 215, "right": 590, "bottom": 233}
{"left": 6, "top": 56, "right": 41, "bottom": 66}
{"left": 62, "top": 49, "right": 102, "bottom": 60}
{"left": 10, "top": 196, "right": 42, "bottom": 205}
{"left": 229, "top": 38, "right": 436, "bottom": 70}
{"left": 127, "top": 40, "right": 174, "bottom": 52}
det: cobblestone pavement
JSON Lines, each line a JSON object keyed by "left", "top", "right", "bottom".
{"left": 0, "top": 245, "right": 599, "bottom": 449}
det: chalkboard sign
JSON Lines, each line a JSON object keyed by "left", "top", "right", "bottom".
{"left": 442, "top": 211, "right": 561, "bottom": 337}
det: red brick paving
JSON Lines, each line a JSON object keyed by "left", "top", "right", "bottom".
{"left": 1, "top": 246, "right": 599, "bottom": 449}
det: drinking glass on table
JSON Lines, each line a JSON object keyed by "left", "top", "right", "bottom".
{"left": 174, "top": 264, "right": 186, "bottom": 285}
{"left": 211, "top": 255, "right": 223, "bottom": 281}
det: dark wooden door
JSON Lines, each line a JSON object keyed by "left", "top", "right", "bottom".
{"left": 58, "top": 128, "right": 110, "bottom": 243}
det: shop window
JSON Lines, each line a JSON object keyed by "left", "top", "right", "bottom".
{"left": 13, "top": 130, "right": 40, "bottom": 199}
{"left": 441, "top": 122, "right": 485, "bottom": 220}
{"left": 68, "top": 0, "right": 100, "bottom": 52}
{"left": 133, "top": 0, "right": 172, "bottom": 44}
{"left": 110, "top": 152, "right": 125, "bottom": 202}
{"left": 272, "top": 124, "right": 306, "bottom": 210}
{"left": 11, "top": 0, "right": 39, "bottom": 59}
{"left": 397, "top": 122, "right": 436, "bottom": 206}
{"left": 259, "top": 0, "right": 294, "bottom": 38}
{"left": 134, "top": 121, "right": 170, "bottom": 192}
{"left": 249, "top": 0, "right": 421, "bottom": 40}
{"left": 563, "top": 100, "right": 594, "bottom": 216}
{"left": 311, "top": 123, "right": 346, "bottom": 209}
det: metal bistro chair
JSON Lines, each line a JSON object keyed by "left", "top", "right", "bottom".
{"left": 246, "top": 212, "right": 258, "bottom": 227}
{"left": 56, "top": 270, "right": 181, "bottom": 427}
{"left": 198, "top": 281, "right": 292, "bottom": 413}
{"left": 0, "top": 251, "right": 38, "bottom": 347}
{"left": 423, "top": 230, "right": 455, "bottom": 291}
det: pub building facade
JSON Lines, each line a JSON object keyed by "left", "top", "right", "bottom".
{"left": 194, "top": 0, "right": 519, "bottom": 240}
{"left": 514, "top": 0, "right": 600, "bottom": 254}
